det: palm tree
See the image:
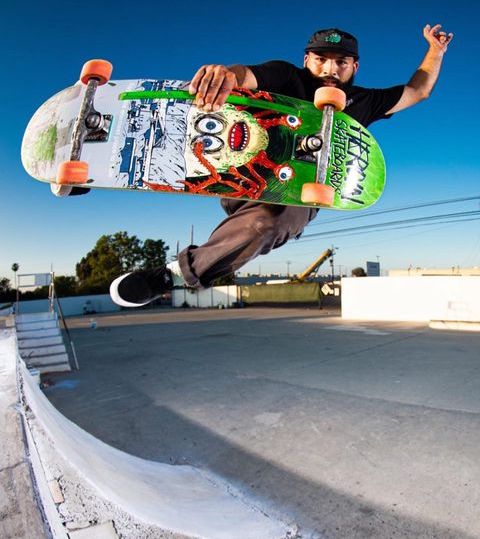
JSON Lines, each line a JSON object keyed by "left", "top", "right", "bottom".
{"left": 11, "top": 263, "right": 19, "bottom": 309}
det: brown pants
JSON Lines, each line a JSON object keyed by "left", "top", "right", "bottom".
{"left": 178, "top": 200, "right": 318, "bottom": 287}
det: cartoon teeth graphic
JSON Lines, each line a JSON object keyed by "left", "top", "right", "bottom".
{"left": 229, "top": 121, "right": 250, "bottom": 151}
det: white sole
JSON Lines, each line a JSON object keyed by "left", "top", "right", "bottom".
{"left": 109, "top": 273, "right": 149, "bottom": 308}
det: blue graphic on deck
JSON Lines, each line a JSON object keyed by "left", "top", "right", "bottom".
{"left": 117, "top": 80, "right": 191, "bottom": 190}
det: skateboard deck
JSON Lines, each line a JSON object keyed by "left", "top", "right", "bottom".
{"left": 22, "top": 73, "right": 386, "bottom": 210}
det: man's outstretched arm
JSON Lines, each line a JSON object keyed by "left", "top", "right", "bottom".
{"left": 188, "top": 64, "right": 258, "bottom": 112}
{"left": 387, "top": 24, "right": 454, "bottom": 114}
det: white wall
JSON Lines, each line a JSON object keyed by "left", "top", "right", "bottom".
{"left": 172, "top": 286, "right": 239, "bottom": 308}
{"left": 18, "top": 294, "right": 120, "bottom": 317}
{"left": 342, "top": 276, "right": 480, "bottom": 322}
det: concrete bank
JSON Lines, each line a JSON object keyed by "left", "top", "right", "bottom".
{"left": 0, "top": 327, "right": 48, "bottom": 539}
{"left": 1, "top": 318, "right": 294, "bottom": 539}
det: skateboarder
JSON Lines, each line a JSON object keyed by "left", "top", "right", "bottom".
{"left": 110, "top": 24, "right": 453, "bottom": 307}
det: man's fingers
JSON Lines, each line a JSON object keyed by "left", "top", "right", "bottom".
{"left": 424, "top": 23, "right": 441, "bottom": 37}
{"left": 201, "top": 67, "right": 236, "bottom": 111}
{"left": 211, "top": 77, "right": 236, "bottom": 111}
{"left": 209, "top": 71, "right": 237, "bottom": 111}
{"left": 189, "top": 64, "right": 237, "bottom": 111}
{"left": 423, "top": 24, "right": 453, "bottom": 50}
{"left": 195, "top": 68, "right": 218, "bottom": 107}
{"left": 189, "top": 66, "right": 207, "bottom": 94}
{"left": 203, "top": 67, "right": 230, "bottom": 108}
{"left": 437, "top": 31, "right": 447, "bottom": 43}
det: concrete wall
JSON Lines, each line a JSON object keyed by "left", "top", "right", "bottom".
{"left": 172, "top": 286, "right": 239, "bottom": 308}
{"left": 342, "top": 276, "right": 480, "bottom": 322}
{"left": 18, "top": 294, "right": 120, "bottom": 317}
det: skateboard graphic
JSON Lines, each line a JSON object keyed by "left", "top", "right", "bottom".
{"left": 22, "top": 60, "right": 386, "bottom": 210}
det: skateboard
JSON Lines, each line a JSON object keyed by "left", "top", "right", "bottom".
{"left": 21, "top": 60, "right": 386, "bottom": 210}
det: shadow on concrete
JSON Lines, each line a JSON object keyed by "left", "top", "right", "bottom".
{"left": 44, "top": 311, "right": 480, "bottom": 538}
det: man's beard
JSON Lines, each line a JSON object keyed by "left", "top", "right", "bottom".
{"left": 317, "top": 75, "right": 355, "bottom": 90}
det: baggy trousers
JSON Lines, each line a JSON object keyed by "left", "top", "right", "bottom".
{"left": 178, "top": 200, "right": 318, "bottom": 287}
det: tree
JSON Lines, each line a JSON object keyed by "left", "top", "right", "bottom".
{"left": 76, "top": 232, "right": 169, "bottom": 293}
{"left": 54, "top": 275, "right": 78, "bottom": 297}
{"left": 351, "top": 267, "right": 367, "bottom": 277}
{"left": 76, "top": 235, "right": 125, "bottom": 293}
{"left": 21, "top": 286, "right": 49, "bottom": 300}
{"left": 0, "top": 277, "right": 13, "bottom": 302}
{"left": 142, "top": 239, "right": 169, "bottom": 270}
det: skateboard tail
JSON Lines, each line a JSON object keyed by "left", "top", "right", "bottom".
{"left": 22, "top": 84, "right": 84, "bottom": 183}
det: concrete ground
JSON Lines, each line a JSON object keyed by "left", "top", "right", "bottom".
{"left": 43, "top": 306, "right": 480, "bottom": 539}
{"left": 0, "top": 323, "right": 49, "bottom": 539}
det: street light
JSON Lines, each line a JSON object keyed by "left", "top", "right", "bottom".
{"left": 11, "top": 263, "right": 19, "bottom": 312}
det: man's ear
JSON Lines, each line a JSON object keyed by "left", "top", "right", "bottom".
{"left": 303, "top": 53, "right": 310, "bottom": 68}
{"left": 353, "top": 60, "right": 359, "bottom": 75}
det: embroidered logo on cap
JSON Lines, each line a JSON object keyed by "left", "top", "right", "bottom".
{"left": 325, "top": 32, "right": 342, "bottom": 44}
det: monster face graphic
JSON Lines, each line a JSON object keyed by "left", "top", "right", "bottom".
{"left": 185, "top": 104, "right": 269, "bottom": 176}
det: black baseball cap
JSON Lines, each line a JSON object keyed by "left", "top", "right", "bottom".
{"left": 305, "top": 28, "right": 359, "bottom": 59}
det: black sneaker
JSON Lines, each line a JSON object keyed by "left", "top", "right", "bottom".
{"left": 110, "top": 266, "right": 174, "bottom": 307}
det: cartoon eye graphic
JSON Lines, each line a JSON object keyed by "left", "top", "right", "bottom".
{"left": 285, "top": 115, "right": 301, "bottom": 129}
{"left": 195, "top": 115, "right": 225, "bottom": 135}
{"left": 193, "top": 135, "right": 224, "bottom": 153}
{"left": 277, "top": 165, "right": 294, "bottom": 182}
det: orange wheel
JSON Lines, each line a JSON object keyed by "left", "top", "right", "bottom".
{"left": 56, "top": 161, "right": 89, "bottom": 185}
{"left": 80, "top": 59, "right": 113, "bottom": 86}
{"left": 301, "top": 183, "right": 335, "bottom": 206}
{"left": 314, "top": 87, "right": 346, "bottom": 111}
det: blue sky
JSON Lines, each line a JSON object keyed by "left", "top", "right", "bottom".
{"left": 1, "top": 0, "right": 478, "bottom": 282}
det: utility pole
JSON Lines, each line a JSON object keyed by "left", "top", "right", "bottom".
{"left": 286, "top": 260, "right": 291, "bottom": 278}
{"left": 330, "top": 245, "right": 338, "bottom": 284}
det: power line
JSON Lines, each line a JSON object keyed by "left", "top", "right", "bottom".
{"left": 330, "top": 216, "right": 480, "bottom": 237}
{"left": 299, "top": 210, "right": 480, "bottom": 240}
{"left": 308, "top": 195, "right": 480, "bottom": 227}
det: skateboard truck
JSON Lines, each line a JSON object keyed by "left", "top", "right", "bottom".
{"left": 300, "top": 87, "right": 346, "bottom": 206}
{"left": 53, "top": 59, "right": 113, "bottom": 195}
{"left": 300, "top": 135, "right": 323, "bottom": 153}
{"left": 71, "top": 80, "right": 112, "bottom": 159}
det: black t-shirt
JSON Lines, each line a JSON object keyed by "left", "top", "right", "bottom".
{"left": 248, "top": 60, "right": 404, "bottom": 128}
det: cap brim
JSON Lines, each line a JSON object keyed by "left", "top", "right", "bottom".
{"left": 305, "top": 46, "right": 358, "bottom": 58}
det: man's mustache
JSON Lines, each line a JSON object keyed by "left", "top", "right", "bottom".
{"left": 319, "top": 76, "right": 341, "bottom": 85}
{"left": 317, "top": 75, "right": 354, "bottom": 90}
